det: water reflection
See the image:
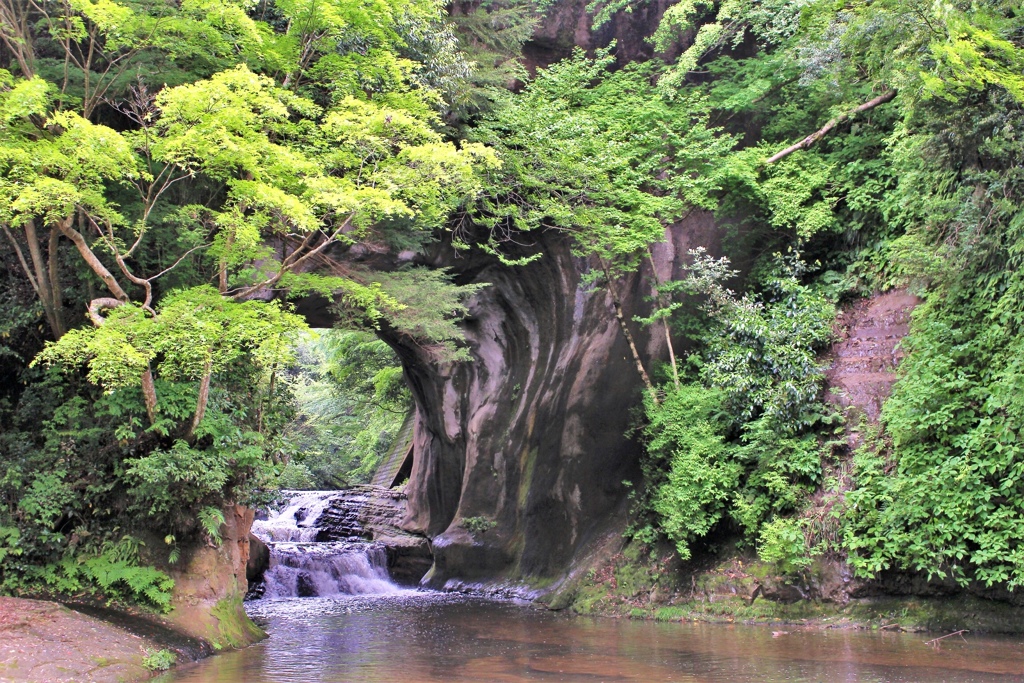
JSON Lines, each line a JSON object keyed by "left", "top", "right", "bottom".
{"left": 159, "top": 594, "right": 1024, "bottom": 682}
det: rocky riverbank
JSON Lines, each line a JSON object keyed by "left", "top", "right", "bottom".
{"left": 0, "top": 597, "right": 211, "bottom": 682}
{"left": 542, "top": 543, "right": 1024, "bottom": 635}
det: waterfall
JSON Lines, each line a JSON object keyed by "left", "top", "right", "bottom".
{"left": 251, "top": 490, "right": 337, "bottom": 542}
{"left": 251, "top": 490, "right": 404, "bottom": 598}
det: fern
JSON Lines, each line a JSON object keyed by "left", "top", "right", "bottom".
{"left": 198, "top": 507, "right": 226, "bottom": 545}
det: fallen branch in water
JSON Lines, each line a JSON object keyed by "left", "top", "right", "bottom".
{"left": 924, "top": 630, "right": 968, "bottom": 648}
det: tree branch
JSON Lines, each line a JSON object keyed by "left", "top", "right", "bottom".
{"left": 2, "top": 223, "right": 40, "bottom": 295}
{"left": 599, "top": 257, "right": 659, "bottom": 405}
{"left": 765, "top": 90, "right": 896, "bottom": 164}
{"left": 58, "top": 215, "right": 129, "bottom": 301}
{"left": 230, "top": 215, "right": 353, "bottom": 300}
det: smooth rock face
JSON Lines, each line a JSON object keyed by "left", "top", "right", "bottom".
{"left": 388, "top": 213, "right": 721, "bottom": 588}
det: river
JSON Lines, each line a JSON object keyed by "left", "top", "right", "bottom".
{"left": 158, "top": 593, "right": 1024, "bottom": 682}
{"left": 159, "top": 490, "right": 1024, "bottom": 683}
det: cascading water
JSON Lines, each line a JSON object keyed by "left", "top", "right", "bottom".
{"left": 251, "top": 490, "right": 404, "bottom": 598}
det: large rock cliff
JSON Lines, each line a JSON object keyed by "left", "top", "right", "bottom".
{"left": 384, "top": 213, "right": 721, "bottom": 589}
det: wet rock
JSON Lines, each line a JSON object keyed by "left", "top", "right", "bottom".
{"left": 311, "top": 486, "right": 433, "bottom": 585}
{"left": 247, "top": 533, "right": 270, "bottom": 584}
{"left": 758, "top": 579, "right": 806, "bottom": 604}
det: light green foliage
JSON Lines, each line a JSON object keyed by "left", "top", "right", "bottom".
{"left": 471, "top": 50, "right": 734, "bottom": 272}
{"left": 845, "top": 261, "right": 1024, "bottom": 587}
{"left": 645, "top": 385, "right": 739, "bottom": 559}
{"left": 1, "top": 0, "right": 493, "bottom": 607}
{"left": 142, "top": 649, "right": 177, "bottom": 671}
{"left": 280, "top": 329, "right": 411, "bottom": 487}
{"left": 702, "top": 257, "right": 836, "bottom": 431}
{"left": 15, "top": 536, "right": 175, "bottom": 611}
{"left": 35, "top": 287, "right": 305, "bottom": 396}
{"left": 447, "top": 0, "right": 538, "bottom": 120}
{"left": 757, "top": 517, "right": 813, "bottom": 574}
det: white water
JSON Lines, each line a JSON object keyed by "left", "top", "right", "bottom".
{"left": 252, "top": 491, "right": 403, "bottom": 598}
{"left": 262, "top": 541, "right": 401, "bottom": 598}
{"left": 251, "top": 490, "right": 337, "bottom": 543}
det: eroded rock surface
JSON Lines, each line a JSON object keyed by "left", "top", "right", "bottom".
{"left": 389, "top": 213, "right": 721, "bottom": 589}
{"left": 158, "top": 505, "right": 266, "bottom": 649}
{"left": 317, "top": 485, "right": 433, "bottom": 584}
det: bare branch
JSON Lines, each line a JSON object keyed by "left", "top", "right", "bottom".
{"left": 58, "top": 215, "right": 129, "bottom": 301}
{"left": 230, "top": 215, "right": 354, "bottom": 300}
{"left": 2, "top": 224, "right": 41, "bottom": 295}
{"left": 147, "top": 243, "right": 211, "bottom": 282}
{"left": 87, "top": 296, "right": 124, "bottom": 326}
{"left": 765, "top": 90, "right": 896, "bottom": 164}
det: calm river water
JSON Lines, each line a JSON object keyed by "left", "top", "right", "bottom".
{"left": 157, "top": 593, "right": 1024, "bottom": 683}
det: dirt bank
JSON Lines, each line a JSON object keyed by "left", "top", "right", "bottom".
{"left": 0, "top": 597, "right": 203, "bottom": 683}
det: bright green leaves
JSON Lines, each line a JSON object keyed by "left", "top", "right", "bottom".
{"left": 638, "top": 254, "right": 835, "bottom": 564}
{"left": 140, "top": 64, "right": 494, "bottom": 301}
{"left": 273, "top": 0, "right": 466, "bottom": 113}
{"left": 472, "top": 52, "right": 733, "bottom": 269}
{"left": 0, "top": 77, "right": 136, "bottom": 228}
{"left": 644, "top": 384, "right": 741, "bottom": 560}
{"left": 0, "top": 75, "right": 51, "bottom": 123}
{"left": 921, "top": 8, "right": 1024, "bottom": 104}
{"left": 37, "top": 286, "right": 305, "bottom": 395}
{"left": 846, "top": 274, "right": 1024, "bottom": 588}
{"left": 797, "top": 0, "right": 1024, "bottom": 106}
{"left": 702, "top": 261, "right": 836, "bottom": 430}
{"left": 153, "top": 66, "right": 318, "bottom": 183}
{"left": 28, "top": 286, "right": 306, "bottom": 539}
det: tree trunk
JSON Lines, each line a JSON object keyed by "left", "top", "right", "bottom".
{"left": 189, "top": 358, "right": 214, "bottom": 439}
{"left": 22, "top": 219, "right": 65, "bottom": 338}
{"left": 47, "top": 226, "right": 66, "bottom": 337}
{"left": 58, "top": 217, "right": 130, "bottom": 302}
{"left": 646, "top": 248, "right": 680, "bottom": 391}
{"left": 766, "top": 90, "right": 897, "bottom": 164}
{"left": 601, "top": 258, "right": 658, "bottom": 403}
{"left": 141, "top": 366, "right": 158, "bottom": 426}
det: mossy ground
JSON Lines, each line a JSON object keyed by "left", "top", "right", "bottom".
{"left": 563, "top": 542, "right": 1024, "bottom": 634}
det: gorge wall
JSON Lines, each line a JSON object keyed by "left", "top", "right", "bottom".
{"left": 384, "top": 213, "right": 721, "bottom": 589}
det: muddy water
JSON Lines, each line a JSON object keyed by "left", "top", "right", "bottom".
{"left": 159, "top": 594, "right": 1024, "bottom": 683}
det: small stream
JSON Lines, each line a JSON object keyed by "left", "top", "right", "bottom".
{"left": 160, "top": 492, "right": 1024, "bottom": 682}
